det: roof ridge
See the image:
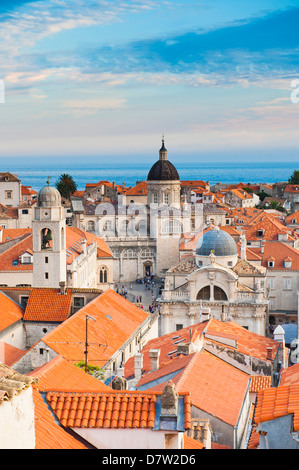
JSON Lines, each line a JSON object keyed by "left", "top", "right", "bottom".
{"left": 0, "top": 290, "right": 24, "bottom": 314}
{"left": 0, "top": 233, "right": 32, "bottom": 257}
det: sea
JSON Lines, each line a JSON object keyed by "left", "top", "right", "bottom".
{"left": 0, "top": 160, "right": 296, "bottom": 192}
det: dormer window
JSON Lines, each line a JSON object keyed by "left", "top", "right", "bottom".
{"left": 267, "top": 259, "right": 275, "bottom": 268}
{"left": 20, "top": 252, "right": 33, "bottom": 264}
{"left": 284, "top": 257, "right": 292, "bottom": 268}
{"left": 257, "top": 229, "right": 264, "bottom": 237}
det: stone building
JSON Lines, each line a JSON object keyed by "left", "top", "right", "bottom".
{"left": 159, "top": 226, "right": 268, "bottom": 335}
{"left": 71, "top": 140, "right": 227, "bottom": 282}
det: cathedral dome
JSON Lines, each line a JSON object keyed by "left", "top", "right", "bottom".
{"left": 147, "top": 139, "right": 179, "bottom": 181}
{"left": 37, "top": 184, "right": 61, "bottom": 208}
{"left": 196, "top": 227, "right": 238, "bottom": 257}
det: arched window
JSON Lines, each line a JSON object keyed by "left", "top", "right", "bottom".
{"left": 196, "top": 286, "right": 210, "bottom": 300}
{"left": 214, "top": 286, "right": 227, "bottom": 301}
{"left": 103, "top": 220, "right": 112, "bottom": 231}
{"left": 162, "top": 219, "right": 182, "bottom": 234}
{"left": 87, "top": 220, "right": 95, "bottom": 231}
{"left": 99, "top": 267, "right": 108, "bottom": 283}
{"left": 41, "top": 228, "right": 53, "bottom": 250}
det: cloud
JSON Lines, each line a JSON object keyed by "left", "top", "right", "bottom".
{"left": 61, "top": 97, "right": 127, "bottom": 116}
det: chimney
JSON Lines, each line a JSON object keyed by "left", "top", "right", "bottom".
{"left": 201, "top": 309, "right": 210, "bottom": 322}
{"left": 134, "top": 353, "right": 143, "bottom": 380}
{"left": 149, "top": 349, "right": 160, "bottom": 371}
{"left": 112, "top": 376, "right": 127, "bottom": 390}
{"left": 177, "top": 343, "right": 191, "bottom": 355}
{"left": 59, "top": 281, "right": 67, "bottom": 295}
{"left": 274, "top": 325, "right": 285, "bottom": 367}
{"left": 161, "top": 380, "right": 179, "bottom": 417}
{"left": 266, "top": 347, "right": 273, "bottom": 361}
{"left": 81, "top": 238, "right": 87, "bottom": 253}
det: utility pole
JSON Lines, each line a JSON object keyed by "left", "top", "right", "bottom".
{"left": 84, "top": 315, "right": 96, "bottom": 373}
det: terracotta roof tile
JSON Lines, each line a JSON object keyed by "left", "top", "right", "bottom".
{"left": 183, "top": 434, "right": 205, "bottom": 449}
{"left": 245, "top": 214, "right": 296, "bottom": 242}
{"left": 33, "top": 387, "right": 88, "bottom": 449}
{"left": 124, "top": 181, "right": 147, "bottom": 196}
{"left": 175, "top": 352, "right": 250, "bottom": 427}
{"left": 249, "top": 375, "right": 272, "bottom": 393}
{"left": 279, "top": 363, "right": 299, "bottom": 386}
{"left": 43, "top": 289, "right": 149, "bottom": 367}
{"left": 23, "top": 288, "right": 73, "bottom": 322}
{"left": 46, "top": 391, "right": 158, "bottom": 429}
{"left": 28, "top": 355, "right": 112, "bottom": 392}
{"left": 0, "top": 341, "right": 25, "bottom": 366}
{"left": 254, "top": 384, "right": 299, "bottom": 431}
{"left": 0, "top": 291, "right": 24, "bottom": 331}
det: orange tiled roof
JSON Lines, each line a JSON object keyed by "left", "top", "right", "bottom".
{"left": 245, "top": 214, "right": 296, "bottom": 242}
{"left": 124, "top": 322, "right": 207, "bottom": 378}
{"left": 145, "top": 351, "right": 250, "bottom": 427}
{"left": 229, "top": 188, "right": 253, "bottom": 200}
{"left": 254, "top": 384, "right": 299, "bottom": 431}
{"left": 183, "top": 434, "right": 204, "bottom": 449}
{"left": 124, "top": 181, "right": 147, "bottom": 196}
{"left": 176, "top": 352, "right": 250, "bottom": 426}
{"left": 181, "top": 180, "right": 209, "bottom": 188}
{"left": 21, "top": 185, "right": 37, "bottom": 195}
{"left": 23, "top": 288, "right": 73, "bottom": 322}
{"left": 43, "top": 289, "right": 149, "bottom": 367}
{"left": 203, "top": 319, "right": 280, "bottom": 362}
{"left": 33, "top": 387, "right": 88, "bottom": 449}
{"left": 279, "top": 363, "right": 299, "bottom": 386}
{"left": 0, "top": 291, "right": 24, "bottom": 331}
{"left": 0, "top": 227, "right": 112, "bottom": 271}
{"left": 0, "top": 233, "right": 33, "bottom": 271}
{"left": 72, "top": 191, "right": 85, "bottom": 198}
{"left": 247, "top": 425, "right": 260, "bottom": 449}
{"left": 136, "top": 353, "right": 196, "bottom": 388}
{"left": 257, "top": 242, "right": 299, "bottom": 270}
{"left": 0, "top": 340, "right": 25, "bottom": 366}
{"left": 249, "top": 375, "right": 272, "bottom": 393}
{"left": 286, "top": 211, "right": 299, "bottom": 224}
{"left": 67, "top": 226, "right": 113, "bottom": 259}
{"left": 0, "top": 203, "right": 18, "bottom": 219}
{"left": 1, "top": 228, "right": 32, "bottom": 242}
{"left": 46, "top": 391, "right": 158, "bottom": 429}
{"left": 29, "top": 355, "right": 112, "bottom": 392}
{"left": 284, "top": 185, "right": 299, "bottom": 193}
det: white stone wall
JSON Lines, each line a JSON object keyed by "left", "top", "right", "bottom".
{"left": 267, "top": 270, "right": 299, "bottom": 312}
{"left": 0, "top": 322, "right": 27, "bottom": 350}
{"left": 73, "top": 427, "right": 183, "bottom": 450}
{"left": 0, "top": 271, "right": 32, "bottom": 287}
{"left": 0, "top": 180, "right": 21, "bottom": 207}
{"left": 0, "top": 387, "right": 35, "bottom": 449}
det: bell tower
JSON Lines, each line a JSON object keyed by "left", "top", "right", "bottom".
{"left": 32, "top": 180, "right": 66, "bottom": 288}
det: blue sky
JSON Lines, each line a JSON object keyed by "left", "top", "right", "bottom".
{"left": 0, "top": 0, "right": 299, "bottom": 163}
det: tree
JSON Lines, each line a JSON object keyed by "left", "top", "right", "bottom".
{"left": 56, "top": 173, "right": 77, "bottom": 200}
{"left": 288, "top": 170, "right": 299, "bottom": 184}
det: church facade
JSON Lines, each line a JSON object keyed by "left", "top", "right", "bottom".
{"left": 160, "top": 227, "right": 269, "bottom": 335}
{"left": 71, "top": 140, "right": 226, "bottom": 282}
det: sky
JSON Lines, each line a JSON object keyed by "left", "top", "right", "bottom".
{"left": 0, "top": 0, "right": 299, "bottom": 163}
